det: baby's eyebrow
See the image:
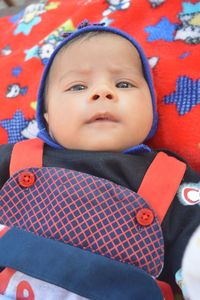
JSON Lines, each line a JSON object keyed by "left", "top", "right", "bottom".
{"left": 58, "top": 65, "right": 143, "bottom": 83}
{"left": 59, "top": 69, "right": 91, "bottom": 82}
{"left": 110, "top": 66, "right": 142, "bottom": 75}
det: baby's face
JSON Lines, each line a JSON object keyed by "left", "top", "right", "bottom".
{"left": 44, "top": 33, "right": 153, "bottom": 151}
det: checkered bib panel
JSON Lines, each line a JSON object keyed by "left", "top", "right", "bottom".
{"left": 0, "top": 167, "right": 164, "bottom": 277}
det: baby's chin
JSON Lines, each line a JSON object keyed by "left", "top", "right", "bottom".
{"left": 61, "top": 142, "right": 138, "bottom": 152}
{"left": 51, "top": 132, "right": 142, "bottom": 152}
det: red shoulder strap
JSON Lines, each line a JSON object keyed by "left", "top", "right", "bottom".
{"left": 10, "top": 138, "right": 44, "bottom": 176}
{"left": 138, "top": 152, "right": 186, "bottom": 223}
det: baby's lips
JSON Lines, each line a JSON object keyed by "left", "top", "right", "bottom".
{"left": 86, "top": 112, "right": 118, "bottom": 123}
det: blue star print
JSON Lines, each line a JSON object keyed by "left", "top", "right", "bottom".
{"left": 182, "top": 2, "right": 200, "bottom": 14}
{"left": 24, "top": 46, "right": 39, "bottom": 61}
{"left": 14, "top": 16, "right": 41, "bottom": 36}
{"left": 164, "top": 76, "right": 200, "bottom": 115}
{"left": 0, "top": 110, "right": 29, "bottom": 143}
{"left": 12, "top": 66, "right": 23, "bottom": 77}
{"left": 145, "top": 17, "right": 177, "bottom": 42}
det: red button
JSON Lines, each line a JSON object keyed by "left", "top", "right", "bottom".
{"left": 136, "top": 208, "right": 154, "bottom": 226}
{"left": 18, "top": 171, "right": 35, "bottom": 188}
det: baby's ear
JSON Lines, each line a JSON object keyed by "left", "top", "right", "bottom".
{"left": 43, "top": 112, "right": 49, "bottom": 124}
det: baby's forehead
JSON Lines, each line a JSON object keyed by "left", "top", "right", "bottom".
{"left": 49, "top": 32, "right": 143, "bottom": 78}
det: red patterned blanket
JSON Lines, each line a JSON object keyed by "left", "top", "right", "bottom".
{"left": 0, "top": 0, "right": 199, "bottom": 172}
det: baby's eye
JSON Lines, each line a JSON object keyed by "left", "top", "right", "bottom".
{"left": 116, "top": 81, "right": 134, "bottom": 89}
{"left": 67, "top": 84, "right": 87, "bottom": 91}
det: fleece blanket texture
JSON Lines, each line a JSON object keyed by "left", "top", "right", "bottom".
{"left": 0, "top": 0, "right": 199, "bottom": 172}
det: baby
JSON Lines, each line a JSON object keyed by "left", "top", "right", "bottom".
{"left": 37, "top": 22, "right": 157, "bottom": 153}
{"left": 0, "top": 21, "right": 199, "bottom": 300}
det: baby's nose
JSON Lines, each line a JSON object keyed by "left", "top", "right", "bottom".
{"left": 92, "top": 93, "right": 114, "bottom": 100}
{"left": 90, "top": 86, "right": 117, "bottom": 101}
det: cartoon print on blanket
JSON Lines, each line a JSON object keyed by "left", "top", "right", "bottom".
{"left": 37, "top": 20, "right": 75, "bottom": 64}
{"left": 13, "top": 1, "right": 58, "bottom": 36}
{"left": 148, "top": 0, "right": 165, "bottom": 8}
{"left": 148, "top": 56, "right": 159, "bottom": 68}
{"left": 0, "top": 0, "right": 200, "bottom": 172}
{"left": 102, "top": 0, "right": 131, "bottom": 17}
{"left": 175, "top": 1, "right": 200, "bottom": 44}
{"left": 6, "top": 83, "right": 28, "bottom": 98}
{"left": 24, "top": 19, "right": 75, "bottom": 64}
{"left": 1, "top": 45, "right": 12, "bottom": 56}
{"left": 21, "top": 120, "right": 39, "bottom": 139}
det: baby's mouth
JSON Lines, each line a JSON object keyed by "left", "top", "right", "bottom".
{"left": 86, "top": 112, "right": 118, "bottom": 124}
